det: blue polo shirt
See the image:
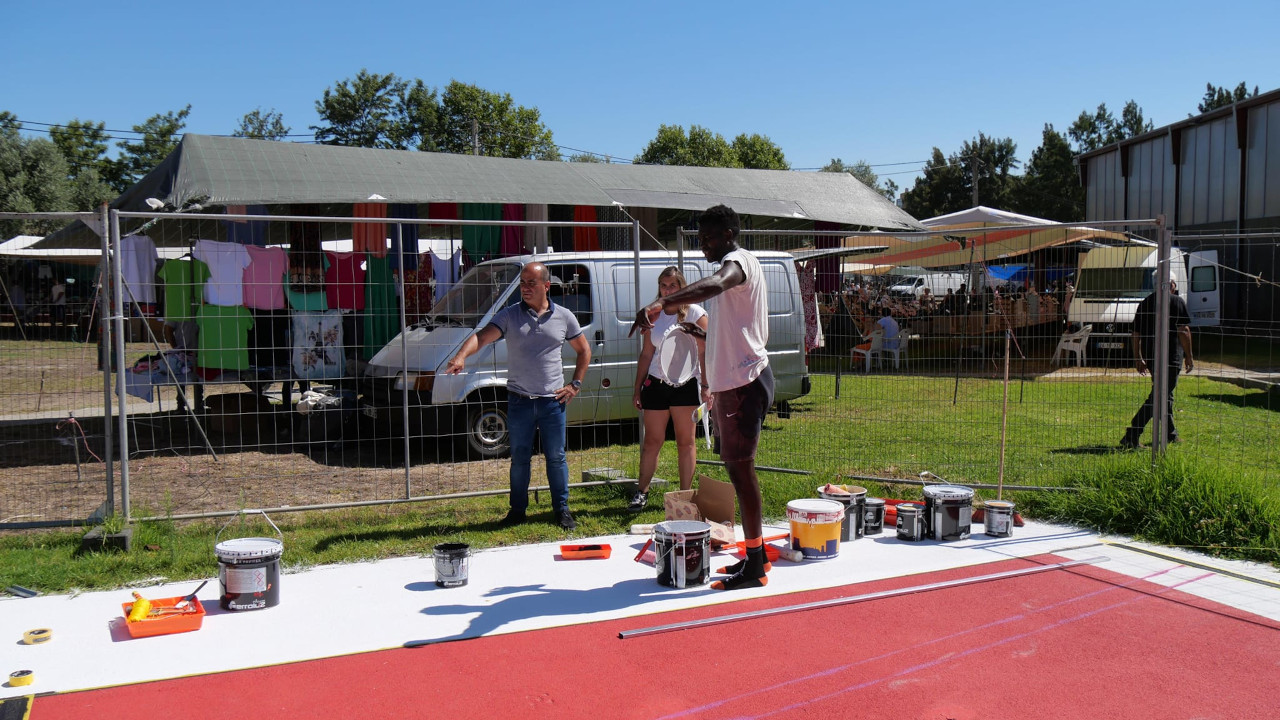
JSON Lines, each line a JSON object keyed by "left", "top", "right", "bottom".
{"left": 487, "top": 300, "right": 583, "bottom": 397}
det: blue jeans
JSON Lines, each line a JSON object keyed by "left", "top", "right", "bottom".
{"left": 507, "top": 395, "right": 569, "bottom": 513}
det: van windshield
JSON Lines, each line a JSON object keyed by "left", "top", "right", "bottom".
{"left": 429, "top": 262, "right": 522, "bottom": 326}
{"left": 1075, "top": 268, "right": 1154, "bottom": 299}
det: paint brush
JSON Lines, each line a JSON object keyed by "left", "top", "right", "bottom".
{"left": 172, "top": 580, "right": 208, "bottom": 610}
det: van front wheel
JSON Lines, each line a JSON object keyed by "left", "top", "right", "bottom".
{"left": 462, "top": 401, "right": 510, "bottom": 459}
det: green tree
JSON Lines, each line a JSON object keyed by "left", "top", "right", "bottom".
{"left": 47, "top": 118, "right": 114, "bottom": 210}
{"left": 437, "top": 80, "right": 557, "bottom": 160}
{"left": 1, "top": 116, "right": 74, "bottom": 237}
{"left": 1197, "top": 82, "right": 1259, "bottom": 114}
{"left": 731, "top": 133, "right": 789, "bottom": 170}
{"left": 234, "top": 108, "right": 291, "bottom": 140}
{"left": 634, "top": 124, "right": 740, "bottom": 167}
{"left": 900, "top": 134, "right": 1018, "bottom": 219}
{"left": 821, "top": 158, "right": 897, "bottom": 200}
{"left": 1068, "top": 100, "right": 1151, "bottom": 153}
{"left": 313, "top": 70, "right": 414, "bottom": 149}
{"left": 109, "top": 105, "right": 191, "bottom": 192}
{"left": 1012, "top": 124, "right": 1084, "bottom": 222}
{"left": 567, "top": 153, "right": 603, "bottom": 163}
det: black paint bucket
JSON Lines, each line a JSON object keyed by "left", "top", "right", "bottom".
{"left": 434, "top": 543, "right": 471, "bottom": 587}
{"left": 217, "top": 537, "right": 282, "bottom": 611}
{"left": 818, "top": 485, "right": 867, "bottom": 542}
{"left": 896, "top": 502, "right": 924, "bottom": 541}
{"left": 863, "top": 498, "right": 885, "bottom": 535}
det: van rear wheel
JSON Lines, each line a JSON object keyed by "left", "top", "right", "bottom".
{"left": 461, "top": 399, "right": 510, "bottom": 459}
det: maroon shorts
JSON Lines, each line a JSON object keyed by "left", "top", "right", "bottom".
{"left": 712, "top": 366, "right": 775, "bottom": 462}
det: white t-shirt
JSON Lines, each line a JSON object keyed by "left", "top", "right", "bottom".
{"left": 194, "top": 239, "right": 252, "bottom": 307}
{"left": 646, "top": 303, "right": 706, "bottom": 384}
{"left": 121, "top": 235, "right": 159, "bottom": 304}
{"left": 706, "top": 248, "right": 769, "bottom": 392}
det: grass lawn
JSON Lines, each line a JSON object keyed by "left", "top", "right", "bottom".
{"left": 2, "top": 369, "right": 1277, "bottom": 594}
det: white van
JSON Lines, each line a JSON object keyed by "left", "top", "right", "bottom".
{"left": 1067, "top": 245, "right": 1220, "bottom": 353}
{"left": 360, "top": 251, "right": 811, "bottom": 457}
{"left": 888, "top": 272, "right": 968, "bottom": 299}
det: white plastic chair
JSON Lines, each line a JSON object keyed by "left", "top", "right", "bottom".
{"left": 1050, "top": 324, "right": 1091, "bottom": 366}
{"left": 851, "top": 327, "right": 885, "bottom": 372}
{"left": 883, "top": 329, "right": 911, "bottom": 369}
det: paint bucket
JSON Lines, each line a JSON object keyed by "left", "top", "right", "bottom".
{"left": 434, "top": 543, "right": 471, "bottom": 587}
{"left": 922, "top": 485, "right": 974, "bottom": 542}
{"left": 896, "top": 502, "right": 924, "bottom": 541}
{"left": 786, "top": 498, "right": 845, "bottom": 560}
{"left": 818, "top": 484, "right": 866, "bottom": 542}
{"left": 863, "top": 497, "right": 886, "bottom": 535}
{"left": 984, "top": 500, "right": 1016, "bottom": 538}
{"left": 654, "top": 520, "right": 711, "bottom": 588}
{"left": 216, "top": 511, "right": 283, "bottom": 611}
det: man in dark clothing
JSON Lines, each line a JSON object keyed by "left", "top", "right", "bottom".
{"left": 1121, "top": 281, "right": 1194, "bottom": 449}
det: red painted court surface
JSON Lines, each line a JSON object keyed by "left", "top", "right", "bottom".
{"left": 28, "top": 555, "right": 1280, "bottom": 720}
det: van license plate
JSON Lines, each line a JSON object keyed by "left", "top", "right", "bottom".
{"left": 1097, "top": 342, "right": 1124, "bottom": 349}
{"left": 362, "top": 405, "right": 377, "bottom": 419}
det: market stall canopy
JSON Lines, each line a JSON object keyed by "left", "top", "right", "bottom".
{"left": 0, "top": 235, "right": 186, "bottom": 265}
{"left": 839, "top": 206, "right": 1133, "bottom": 270}
{"left": 38, "top": 134, "right": 922, "bottom": 248}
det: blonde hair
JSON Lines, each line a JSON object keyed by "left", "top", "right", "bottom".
{"left": 656, "top": 266, "right": 690, "bottom": 323}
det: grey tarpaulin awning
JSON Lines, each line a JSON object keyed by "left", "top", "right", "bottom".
{"left": 38, "top": 134, "right": 921, "bottom": 248}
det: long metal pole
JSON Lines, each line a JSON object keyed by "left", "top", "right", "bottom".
{"left": 109, "top": 209, "right": 131, "bottom": 518}
{"left": 997, "top": 328, "right": 1011, "bottom": 500}
{"left": 99, "top": 204, "right": 114, "bottom": 515}
{"left": 397, "top": 222, "right": 412, "bottom": 497}
{"left": 618, "top": 556, "right": 1107, "bottom": 639}
{"left": 1152, "top": 217, "right": 1172, "bottom": 458}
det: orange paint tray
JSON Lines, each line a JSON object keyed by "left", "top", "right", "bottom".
{"left": 560, "top": 543, "right": 612, "bottom": 560}
{"left": 121, "top": 595, "right": 206, "bottom": 638}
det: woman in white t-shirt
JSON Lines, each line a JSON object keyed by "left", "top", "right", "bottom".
{"left": 627, "top": 267, "right": 710, "bottom": 511}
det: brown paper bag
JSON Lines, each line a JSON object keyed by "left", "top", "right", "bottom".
{"left": 692, "top": 474, "right": 736, "bottom": 525}
{"left": 662, "top": 490, "right": 701, "bottom": 522}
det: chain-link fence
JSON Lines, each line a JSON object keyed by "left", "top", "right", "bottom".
{"left": 2, "top": 212, "right": 1276, "bottom": 529}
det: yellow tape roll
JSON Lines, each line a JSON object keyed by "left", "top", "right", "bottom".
{"left": 8, "top": 669, "right": 34, "bottom": 686}
{"left": 22, "top": 628, "right": 51, "bottom": 645}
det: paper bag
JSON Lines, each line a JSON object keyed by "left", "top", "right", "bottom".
{"left": 662, "top": 475, "right": 738, "bottom": 546}
{"left": 662, "top": 490, "right": 701, "bottom": 522}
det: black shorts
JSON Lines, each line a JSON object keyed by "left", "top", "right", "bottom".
{"left": 639, "top": 375, "right": 700, "bottom": 411}
{"left": 713, "top": 365, "right": 775, "bottom": 462}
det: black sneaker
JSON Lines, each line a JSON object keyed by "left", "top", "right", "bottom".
{"left": 499, "top": 509, "right": 527, "bottom": 527}
{"left": 1119, "top": 436, "right": 1142, "bottom": 450}
{"left": 627, "top": 490, "right": 649, "bottom": 512}
{"left": 556, "top": 509, "right": 577, "bottom": 531}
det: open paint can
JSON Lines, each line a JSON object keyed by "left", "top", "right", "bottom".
{"left": 654, "top": 520, "right": 711, "bottom": 588}
{"left": 984, "top": 500, "right": 1016, "bottom": 538}
{"left": 817, "top": 484, "right": 866, "bottom": 542}
{"left": 434, "top": 543, "right": 471, "bottom": 587}
{"left": 216, "top": 511, "right": 283, "bottom": 611}
{"left": 922, "top": 485, "right": 974, "bottom": 542}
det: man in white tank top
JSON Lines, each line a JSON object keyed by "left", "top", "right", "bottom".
{"left": 632, "top": 205, "right": 775, "bottom": 591}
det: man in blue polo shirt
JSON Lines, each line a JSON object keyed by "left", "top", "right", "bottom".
{"left": 446, "top": 262, "right": 591, "bottom": 530}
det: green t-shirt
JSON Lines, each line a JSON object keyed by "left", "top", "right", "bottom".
{"left": 196, "top": 305, "right": 254, "bottom": 370}
{"left": 157, "top": 259, "right": 211, "bottom": 322}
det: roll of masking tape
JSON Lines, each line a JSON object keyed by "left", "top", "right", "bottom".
{"left": 8, "top": 669, "right": 34, "bottom": 687}
{"left": 22, "top": 628, "right": 51, "bottom": 645}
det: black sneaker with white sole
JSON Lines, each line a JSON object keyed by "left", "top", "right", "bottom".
{"left": 627, "top": 490, "right": 649, "bottom": 512}
{"left": 557, "top": 509, "right": 577, "bottom": 531}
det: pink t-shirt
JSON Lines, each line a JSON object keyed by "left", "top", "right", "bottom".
{"left": 242, "top": 245, "right": 288, "bottom": 310}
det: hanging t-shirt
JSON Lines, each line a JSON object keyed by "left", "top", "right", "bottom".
{"left": 291, "top": 310, "right": 345, "bottom": 380}
{"left": 363, "top": 254, "right": 398, "bottom": 359}
{"left": 242, "top": 245, "right": 288, "bottom": 310}
{"left": 353, "top": 203, "right": 388, "bottom": 257}
{"left": 157, "top": 258, "right": 211, "bottom": 323}
{"left": 194, "top": 239, "right": 252, "bottom": 307}
{"left": 196, "top": 305, "right": 254, "bottom": 370}
{"left": 387, "top": 203, "right": 420, "bottom": 271}
{"left": 121, "top": 235, "right": 160, "bottom": 304}
{"left": 324, "top": 251, "right": 366, "bottom": 310}
{"left": 431, "top": 248, "right": 462, "bottom": 302}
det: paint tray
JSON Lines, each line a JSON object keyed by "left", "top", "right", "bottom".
{"left": 121, "top": 596, "right": 206, "bottom": 638}
{"left": 560, "top": 543, "right": 612, "bottom": 560}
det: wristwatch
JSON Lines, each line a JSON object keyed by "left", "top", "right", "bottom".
{"left": 570, "top": 380, "right": 582, "bottom": 390}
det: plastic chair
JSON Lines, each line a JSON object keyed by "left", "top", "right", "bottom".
{"left": 851, "top": 327, "right": 885, "bottom": 371}
{"left": 883, "top": 329, "right": 911, "bottom": 369}
{"left": 1050, "top": 324, "right": 1091, "bottom": 366}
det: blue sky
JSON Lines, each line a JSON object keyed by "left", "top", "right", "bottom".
{"left": 6, "top": 0, "right": 1278, "bottom": 190}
